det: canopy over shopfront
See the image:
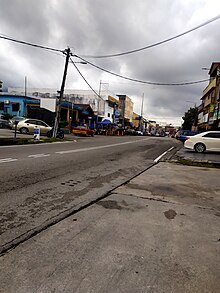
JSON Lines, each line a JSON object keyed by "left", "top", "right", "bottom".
{"left": 98, "top": 119, "right": 114, "bottom": 125}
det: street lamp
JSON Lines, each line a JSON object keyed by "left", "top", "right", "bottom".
{"left": 69, "top": 61, "right": 87, "bottom": 65}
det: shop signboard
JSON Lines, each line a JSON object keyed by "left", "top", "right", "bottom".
{"left": 203, "top": 113, "right": 208, "bottom": 123}
{"left": 209, "top": 104, "right": 215, "bottom": 113}
{"left": 198, "top": 113, "right": 203, "bottom": 124}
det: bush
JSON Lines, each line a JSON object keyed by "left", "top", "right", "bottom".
{"left": 59, "top": 120, "right": 68, "bottom": 128}
{"left": 2, "top": 113, "right": 13, "bottom": 120}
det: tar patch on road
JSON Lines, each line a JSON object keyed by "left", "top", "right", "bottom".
{"left": 164, "top": 209, "right": 177, "bottom": 220}
{"left": 96, "top": 200, "right": 123, "bottom": 210}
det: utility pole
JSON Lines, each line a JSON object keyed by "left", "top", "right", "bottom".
{"left": 24, "top": 76, "right": 27, "bottom": 117}
{"left": 53, "top": 48, "right": 71, "bottom": 138}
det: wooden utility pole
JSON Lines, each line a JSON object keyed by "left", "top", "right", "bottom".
{"left": 24, "top": 76, "right": 27, "bottom": 117}
{"left": 53, "top": 48, "right": 71, "bottom": 138}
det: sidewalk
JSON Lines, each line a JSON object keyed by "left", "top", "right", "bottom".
{"left": 0, "top": 150, "right": 220, "bottom": 292}
{"left": 0, "top": 128, "right": 79, "bottom": 145}
{"left": 174, "top": 144, "right": 220, "bottom": 166}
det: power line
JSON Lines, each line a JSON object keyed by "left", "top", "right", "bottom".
{"left": 80, "top": 15, "right": 220, "bottom": 58}
{"left": 0, "top": 32, "right": 64, "bottom": 53}
{"left": 70, "top": 57, "right": 104, "bottom": 100}
{"left": 75, "top": 55, "right": 209, "bottom": 86}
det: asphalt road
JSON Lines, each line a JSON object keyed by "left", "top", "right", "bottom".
{"left": 0, "top": 135, "right": 180, "bottom": 252}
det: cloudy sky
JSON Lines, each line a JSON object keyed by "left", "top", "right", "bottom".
{"left": 0, "top": 0, "right": 220, "bottom": 125}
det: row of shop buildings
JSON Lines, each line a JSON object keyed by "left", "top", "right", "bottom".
{"left": 0, "top": 87, "right": 146, "bottom": 130}
{"left": 197, "top": 62, "right": 220, "bottom": 131}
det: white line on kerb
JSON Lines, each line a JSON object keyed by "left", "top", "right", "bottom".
{"left": 0, "top": 158, "right": 18, "bottom": 163}
{"left": 28, "top": 154, "right": 50, "bottom": 158}
{"left": 55, "top": 138, "right": 149, "bottom": 154}
{"left": 154, "top": 146, "right": 174, "bottom": 163}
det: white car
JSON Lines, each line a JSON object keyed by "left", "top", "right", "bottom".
{"left": 184, "top": 131, "right": 220, "bottom": 153}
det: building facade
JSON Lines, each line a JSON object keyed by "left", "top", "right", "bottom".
{"left": 117, "top": 95, "right": 134, "bottom": 127}
{"left": 0, "top": 93, "right": 39, "bottom": 117}
{"left": 197, "top": 62, "right": 220, "bottom": 130}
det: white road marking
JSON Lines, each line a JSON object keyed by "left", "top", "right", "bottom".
{"left": 154, "top": 146, "right": 174, "bottom": 163}
{"left": 0, "top": 158, "right": 18, "bottom": 163}
{"left": 55, "top": 138, "right": 149, "bottom": 154}
{"left": 28, "top": 154, "right": 51, "bottom": 158}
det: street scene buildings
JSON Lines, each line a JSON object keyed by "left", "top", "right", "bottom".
{"left": 197, "top": 62, "right": 220, "bottom": 131}
{"left": 0, "top": 86, "right": 158, "bottom": 135}
{"left": 0, "top": 2, "right": 220, "bottom": 292}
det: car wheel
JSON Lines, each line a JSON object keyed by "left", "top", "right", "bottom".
{"left": 20, "top": 127, "right": 29, "bottom": 134}
{"left": 194, "top": 143, "right": 206, "bottom": 153}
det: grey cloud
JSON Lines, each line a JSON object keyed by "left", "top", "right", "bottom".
{"left": 0, "top": 0, "right": 219, "bottom": 125}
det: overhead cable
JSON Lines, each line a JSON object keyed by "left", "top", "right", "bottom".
{"left": 70, "top": 57, "right": 104, "bottom": 100}
{"left": 80, "top": 14, "right": 220, "bottom": 58}
{"left": 0, "top": 33, "right": 64, "bottom": 53}
{"left": 76, "top": 55, "right": 209, "bottom": 86}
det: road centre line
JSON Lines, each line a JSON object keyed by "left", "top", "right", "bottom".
{"left": 55, "top": 138, "right": 149, "bottom": 154}
{"left": 28, "top": 154, "right": 50, "bottom": 158}
{"left": 0, "top": 158, "right": 18, "bottom": 163}
{"left": 154, "top": 146, "right": 174, "bottom": 163}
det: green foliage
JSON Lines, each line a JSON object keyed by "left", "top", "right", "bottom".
{"left": 59, "top": 120, "right": 68, "bottom": 128}
{"left": 182, "top": 107, "right": 198, "bottom": 130}
{"left": 2, "top": 113, "right": 13, "bottom": 120}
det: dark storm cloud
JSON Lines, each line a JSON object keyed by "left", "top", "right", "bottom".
{"left": 0, "top": 0, "right": 220, "bottom": 125}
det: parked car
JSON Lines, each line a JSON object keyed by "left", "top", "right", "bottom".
{"left": 0, "top": 119, "right": 10, "bottom": 129}
{"left": 184, "top": 131, "right": 220, "bottom": 153}
{"left": 12, "top": 118, "right": 52, "bottom": 135}
{"left": 72, "top": 126, "right": 94, "bottom": 136}
{"left": 134, "top": 130, "right": 144, "bottom": 136}
{"left": 9, "top": 116, "right": 26, "bottom": 129}
{"left": 176, "top": 130, "right": 198, "bottom": 142}
{"left": 124, "top": 129, "right": 136, "bottom": 135}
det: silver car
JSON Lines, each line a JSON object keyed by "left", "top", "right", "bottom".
{"left": 13, "top": 118, "right": 52, "bottom": 135}
{"left": 9, "top": 116, "right": 25, "bottom": 128}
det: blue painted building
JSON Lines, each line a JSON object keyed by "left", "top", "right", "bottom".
{"left": 0, "top": 93, "right": 40, "bottom": 117}
{"left": 0, "top": 93, "right": 96, "bottom": 129}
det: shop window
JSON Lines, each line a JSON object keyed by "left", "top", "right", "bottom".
{"left": 12, "top": 103, "right": 20, "bottom": 112}
{"left": 0, "top": 102, "right": 4, "bottom": 111}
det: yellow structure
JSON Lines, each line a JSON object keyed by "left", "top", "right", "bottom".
{"left": 117, "top": 95, "right": 134, "bottom": 123}
{"left": 198, "top": 62, "right": 220, "bottom": 130}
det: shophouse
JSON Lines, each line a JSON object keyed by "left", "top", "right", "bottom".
{"left": 117, "top": 95, "right": 134, "bottom": 127}
{"left": 198, "top": 62, "right": 220, "bottom": 130}
{"left": 0, "top": 93, "right": 40, "bottom": 117}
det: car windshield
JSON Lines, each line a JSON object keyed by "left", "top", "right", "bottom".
{"left": 12, "top": 117, "right": 25, "bottom": 121}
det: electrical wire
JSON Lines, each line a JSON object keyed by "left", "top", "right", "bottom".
{"left": 70, "top": 57, "right": 104, "bottom": 100}
{"left": 80, "top": 15, "right": 220, "bottom": 58}
{"left": 0, "top": 33, "right": 64, "bottom": 53}
{"left": 75, "top": 55, "right": 209, "bottom": 86}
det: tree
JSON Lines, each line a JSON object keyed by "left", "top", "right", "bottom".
{"left": 182, "top": 107, "right": 198, "bottom": 130}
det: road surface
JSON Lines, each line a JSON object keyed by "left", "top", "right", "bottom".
{"left": 0, "top": 135, "right": 179, "bottom": 253}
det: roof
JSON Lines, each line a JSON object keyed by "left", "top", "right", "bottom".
{"left": 209, "top": 62, "right": 220, "bottom": 77}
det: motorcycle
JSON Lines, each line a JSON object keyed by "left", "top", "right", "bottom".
{"left": 47, "top": 128, "right": 64, "bottom": 139}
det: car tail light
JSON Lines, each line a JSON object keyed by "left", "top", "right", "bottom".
{"left": 185, "top": 136, "right": 190, "bottom": 140}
